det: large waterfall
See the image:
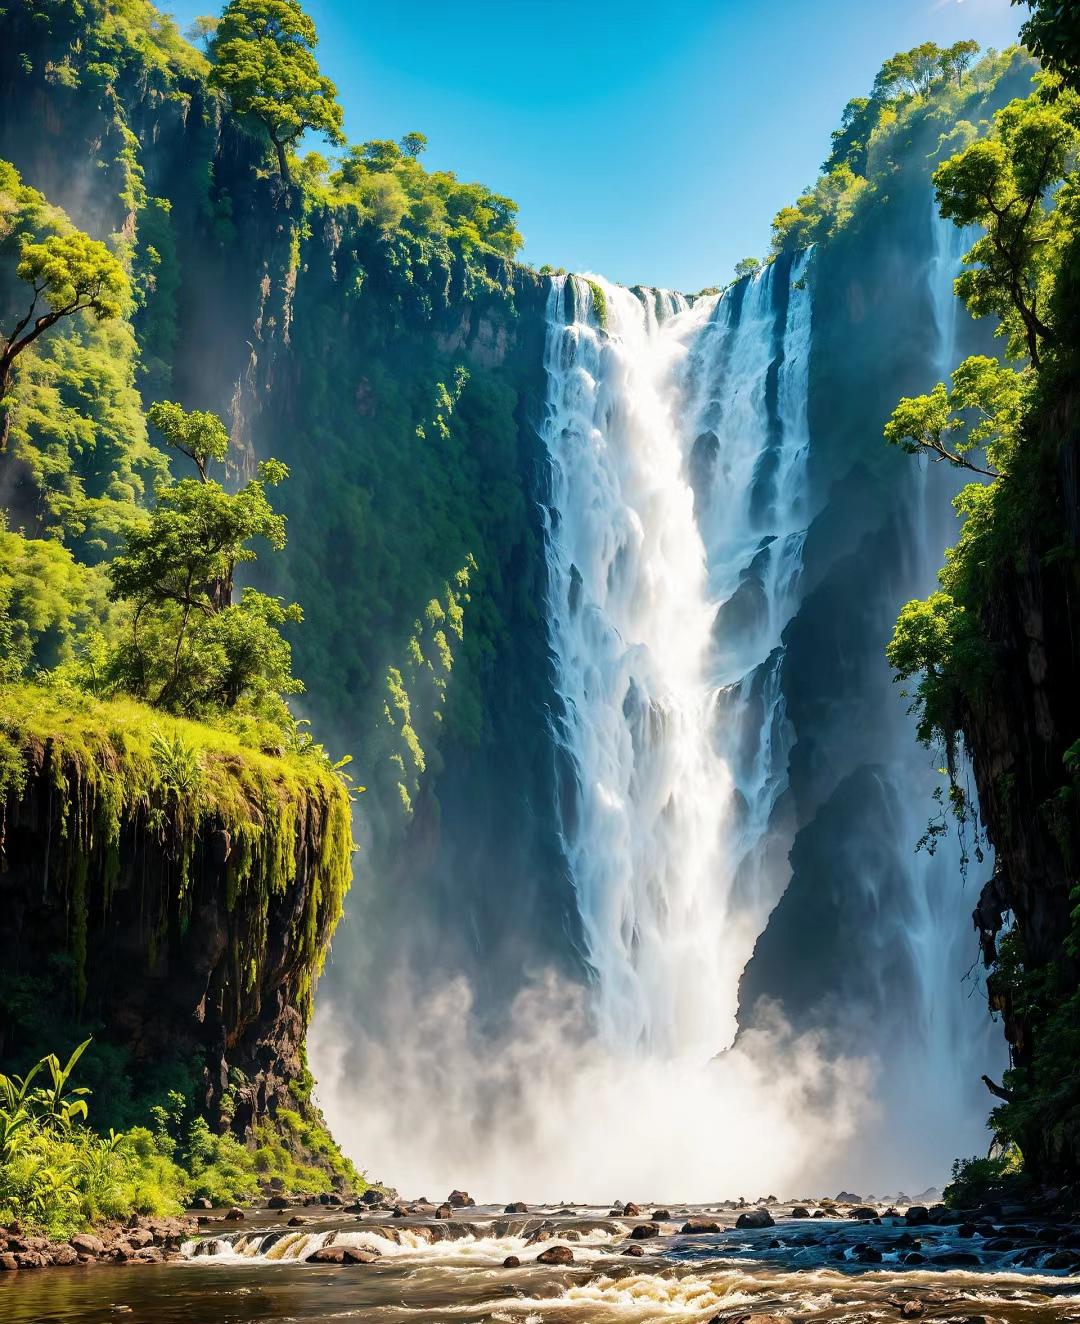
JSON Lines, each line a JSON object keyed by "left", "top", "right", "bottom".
{"left": 541, "top": 257, "right": 812, "bottom": 1059}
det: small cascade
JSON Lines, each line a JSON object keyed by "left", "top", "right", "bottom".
{"left": 541, "top": 254, "right": 813, "bottom": 1061}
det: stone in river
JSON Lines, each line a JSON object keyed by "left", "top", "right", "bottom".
{"left": 223, "top": 1207, "right": 244, "bottom": 1221}
{"left": 434, "top": 1204, "right": 453, "bottom": 1219}
{"left": 447, "top": 1190, "right": 474, "bottom": 1208}
{"left": 850, "top": 1206, "right": 878, "bottom": 1220}
{"left": 267, "top": 1196, "right": 289, "bottom": 1210}
{"left": 502, "top": 1255, "right": 520, "bottom": 1267}
{"left": 791, "top": 1206, "right": 810, "bottom": 1218}
{"left": 623, "top": 1244, "right": 645, "bottom": 1256}
{"left": 905, "top": 1205, "right": 930, "bottom": 1225}
{"left": 629, "top": 1222, "right": 659, "bottom": 1240}
{"left": 681, "top": 1218, "right": 721, "bottom": 1233}
{"left": 622, "top": 1202, "right": 641, "bottom": 1216}
{"left": 651, "top": 1209, "right": 671, "bottom": 1219}
{"left": 736, "top": 1208, "right": 774, "bottom": 1229}
{"left": 504, "top": 1201, "right": 529, "bottom": 1213}
{"left": 536, "top": 1244, "right": 574, "bottom": 1264}
{"left": 308, "top": 1245, "right": 378, "bottom": 1264}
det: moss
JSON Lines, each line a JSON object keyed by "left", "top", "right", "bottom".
{"left": 0, "top": 682, "right": 354, "bottom": 1020}
{"left": 586, "top": 278, "right": 608, "bottom": 330}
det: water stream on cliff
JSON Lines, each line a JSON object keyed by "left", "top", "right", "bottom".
{"left": 541, "top": 258, "right": 812, "bottom": 1055}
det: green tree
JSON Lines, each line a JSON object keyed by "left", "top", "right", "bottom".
{"left": 1014, "top": 0, "right": 1080, "bottom": 92}
{"left": 108, "top": 402, "right": 302, "bottom": 720}
{"left": 943, "top": 39, "right": 981, "bottom": 86}
{"left": 399, "top": 131, "right": 428, "bottom": 159}
{"left": 209, "top": 0, "right": 344, "bottom": 185}
{"left": 933, "top": 90, "right": 1079, "bottom": 367}
{"left": 184, "top": 15, "right": 218, "bottom": 52}
{"left": 733, "top": 256, "right": 761, "bottom": 280}
{"left": 1, "top": 231, "right": 127, "bottom": 420}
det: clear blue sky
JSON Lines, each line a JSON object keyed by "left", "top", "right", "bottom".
{"left": 167, "top": 0, "right": 1023, "bottom": 291}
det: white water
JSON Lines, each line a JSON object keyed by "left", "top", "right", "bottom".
{"left": 542, "top": 257, "right": 812, "bottom": 1059}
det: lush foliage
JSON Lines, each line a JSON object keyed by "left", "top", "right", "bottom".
{"left": 0, "top": 1042, "right": 362, "bottom": 1237}
{"left": 770, "top": 41, "right": 1027, "bottom": 255}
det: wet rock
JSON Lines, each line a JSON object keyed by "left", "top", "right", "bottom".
{"left": 855, "top": 1245, "right": 882, "bottom": 1263}
{"left": 268, "top": 1196, "right": 290, "bottom": 1210}
{"left": 70, "top": 1234, "right": 105, "bottom": 1256}
{"left": 190, "top": 1198, "right": 212, "bottom": 1211}
{"left": 629, "top": 1222, "right": 659, "bottom": 1240}
{"left": 623, "top": 1244, "right": 645, "bottom": 1256}
{"left": 850, "top": 1206, "right": 878, "bottom": 1220}
{"left": 51, "top": 1245, "right": 79, "bottom": 1266}
{"left": 652, "top": 1209, "right": 671, "bottom": 1220}
{"left": 434, "top": 1204, "right": 453, "bottom": 1220}
{"left": 289, "top": 1216, "right": 307, "bottom": 1226}
{"left": 1042, "top": 1249, "right": 1080, "bottom": 1269}
{"left": 504, "top": 1202, "right": 529, "bottom": 1214}
{"left": 502, "top": 1254, "right": 520, "bottom": 1267}
{"left": 447, "top": 1190, "right": 474, "bottom": 1208}
{"left": 791, "top": 1206, "right": 810, "bottom": 1219}
{"left": 904, "top": 1206, "right": 930, "bottom": 1225}
{"left": 361, "top": 1189, "right": 383, "bottom": 1205}
{"left": 812, "top": 1209, "right": 826, "bottom": 1218}
{"left": 622, "top": 1202, "right": 641, "bottom": 1216}
{"left": 0, "top": 1253, "right": 18, "bottom": 1271}
{"left": 984, "top": 1237, "right": 1014, "bottom": 1251}
{"left": 712, "top": 1315, "right": 784, "bottom": 1324}
{"left": 900, "top": 1303, "right": 925, "bottom": 1319}
{"left": 836, "top": 1191, "right": 861, "bottom": 1203}
{"left": 307, "top": 1245, "right": 378, "bottom": 1264}
{"left": 736, "top": 1208, "right": 774, "bottom": 1229}
{"left": 536, "top": 1244, "right": 574, "bottom": 1264}
{"left": 904, "top": 1251, "right": 925, "bottom": 1264}
{"left": 681, "top": 1218, "right": 721, "bottom": 1233}
{"left": 931, "top": 1250, "right": 980, "bottom": 1266}
{"left": 223, "top": 1207, "right": 244, "bottom": 1221}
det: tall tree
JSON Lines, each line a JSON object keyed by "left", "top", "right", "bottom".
{"left": 1014, "top": 0, "right": 1080, "bottom": 92}
{"left": 209, "top": 0, "right": 344, "bottom": 184}
{"left": 1, "top": 231, "right": 127, "bottom": 418}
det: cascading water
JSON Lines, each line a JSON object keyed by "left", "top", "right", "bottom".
{"left": 541, "top": 254, "right": 813, "bottom": 1059}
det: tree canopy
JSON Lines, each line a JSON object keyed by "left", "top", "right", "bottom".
{"left": 209, "top": 0, "right": 344, "bottom": 183}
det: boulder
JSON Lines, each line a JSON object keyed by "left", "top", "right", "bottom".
{"left": 190, "top": 1198, "right": 212, "bottom": 1211}
{"left": 0, "top": 1253, "right": 17, "bottom": 1271}
{"left": 900, "top": 1305, "right": 925, "bottom": 1319}
{"left": 905, "top": 1206, "right": 930, "bottom": 1225}
{"left": 435, "top": 1204, "right": 453, "bottom": 1220}
{"left": 51, "top": 1245, "right": 79, "bottom": 1266}
{"left": 268, "top": 1196, "right": 290, "bottom": 1210}
{"left": 224, "top": 1207, "right": 245, "bottom": 1221}
{"left": 307, "top": 1245, "right": 377, "bottom": 1264}
{"left": 502, "top": 1254, "right": 520, "bottom": 1267}
{"left": 536, "top": 1244, "right": 574, "bottom": 1264}
{"left": 681, "top": 1218, "right": 721, "bottom": 1234}
{"left": 652, "top": 1209, "right": 671, "bottom": 1220}
{"left": 504, "top": 1201, "right": 529, "bottom": 1214}
{"left": 622, "top": 1202, "right": 641, "bottom": 1216}
{"left": 736, "top": 1208, "right": 774, "bottom": 1230}
{"left": 447, "top": 1190, "right": 474, "bottom": 1208}
{"left": 70, "top": 1234, "right": 105, "bottom": 1256}
{"left": 289, "top": 1216, "right": 307, "bottom": 1226}
{"left": 629, "top": 1222, "right": 660, "bottom": 1240}
{"left": 361, "top": 1189, "right": 383, "bottom": 1205}
{"left": 850, "top": 1206, "right": 879, "bottom": 1220}
{"left": 791, "top": 1206, "right": 810, "bottom": 1219}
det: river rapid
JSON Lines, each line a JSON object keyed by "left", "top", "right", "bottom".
{"left": 3, "top": 1201, "right": 1080, "bottom": 1323}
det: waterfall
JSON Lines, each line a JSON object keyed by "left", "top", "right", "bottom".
{"left": 541, "top": 255, "right": 812, "bottom": 1060}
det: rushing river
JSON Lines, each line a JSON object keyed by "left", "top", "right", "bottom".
{"left": 3, "top": 1203, "right": 1080, "bottom": 1323}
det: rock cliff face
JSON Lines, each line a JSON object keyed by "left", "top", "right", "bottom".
{"left": 0, "top": 696, "right": 353, "bottom": 1136}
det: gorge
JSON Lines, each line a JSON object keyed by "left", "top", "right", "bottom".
{"left": 3, "top": 1, "right": 1080, "bottom": 1320}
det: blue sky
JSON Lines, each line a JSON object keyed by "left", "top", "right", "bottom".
{"left": 168, "top": 0, "right": 1023, "bottom": 290}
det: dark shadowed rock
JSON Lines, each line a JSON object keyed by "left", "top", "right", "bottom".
{"left": 502, "top": 1254, "right": 520, "bottom": 1267}
{"left": 504, "top": 1202, "right": 529, "bottom": 1213}
{"left": 850, "top": 1206, "right": 878, "bottom": 1220}
{"left": 623, "top": 1243, "right": 645, "bottom": 1256}
{"left": 448, "top": 1190, "right": 474, "bottom": 1208}
{"left": 435, "top": 1204, "right": 453, "bottom": 1220}
{"left": 268, "top": 1196, "right": 289, "bottom": 1210}
{"left": 629, "top": 1222, "right": 660, "bottom": 1240}
{"left": 681, "top": 1218, "right": 721, "bottom": 1234}
{"left": 224, "top": 1207, "right": 244, "bottom": 1221}
{"left": 652, "top": 1209, "right": 671, "bottom": 1220}
{"left": 536, "top": 1244, "right": 574, "bottom": 1264}
{"left": 622, "top": 1202, "right": 641, "bottom": 1216}
{"left": 736, "top": 1208, "right": 774, "bottom": 1229}
{"left": 70, "top": 1235, "right": 105, "bottom": 1256}
{"left": 791, "top": 1206, "right": 810, "bottom": 1218}
{"left": 905, "top": 1206, "right": 930, "bottom": 1225}
{"left": 288, "top": 1216, "right": 307, "bottom": 1226}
